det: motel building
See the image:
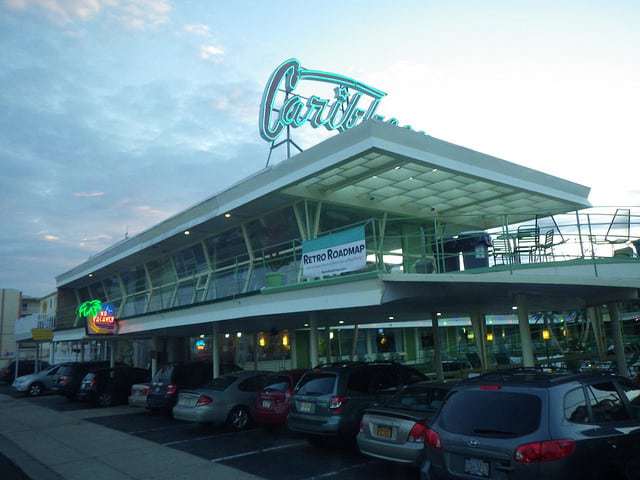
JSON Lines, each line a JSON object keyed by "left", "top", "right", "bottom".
{"left": 47, "top": 59, "right": 640, "bottom": 380}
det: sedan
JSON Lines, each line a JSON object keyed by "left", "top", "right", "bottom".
{"left": 253, "top": 369, "right": 307, "bottom": 428}
{"left": 173, "top": 371, "right": 271, "bottom": 430}
{"left": 128, "top": 382, "right": 150, "bottom": 407}
{"left": 358, "top": 381, "right": 452, "bottom": 465}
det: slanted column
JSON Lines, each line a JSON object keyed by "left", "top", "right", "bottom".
{"left": 470, "top": 312, "right": 488, "bottom": 371}
{"left": 309, "top": 313, "right": 319, "bottom": 368}
{"left": 607, "top": 302, "right": 628, "bottom": 377}
{"left": 516, "top": 295, "right": 535, "bottom": 368}
{"left": 212, "top": 324, "right": 220, "bottom": 379}
{"left": 431, "top": 312, "right": 444, "bottom": 381}
{"left": 586, "top": 306, "right": 606, "bottom": 361}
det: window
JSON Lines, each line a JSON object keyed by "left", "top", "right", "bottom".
{"left": 564, "top": 388, "right": 590, "bottom": 423}
{"left": 238, "top": 375, "right": 269, "bottom": 392}
{"left": 120, "top": 266, "right": 148, "bottom": 295}
{"left": 399, "top": 367, "right": 427, "bottom": 386}
{"left": 263, "top": 375, "right": 291, "bottom": 392}
{"left": 617, "top": 379, "right": 640, "bottom": 420}
{"left": 296, "top": 373, "right": 337, "bottom": 395}
{"left": 46, "top": 366, "right": 60, "bottom": 376}
{"left": 173, "top": 244, "right": 208, "bottom": 279}
{"left": 387, "top": 385, "right": 450, "bottom": 413}
{"left": 209, "top": 376, "right": 237, "bottom": 391}
{"left": 586, "top": 382, "right": 631, "bottom": 423}
{"left": 440, "top": 391, "right": 542, "bottom": 438}
{"left": 370, "top": 367, "right": 400, "bottom": 393}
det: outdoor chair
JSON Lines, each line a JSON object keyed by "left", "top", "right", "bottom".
{"left": 490, "top": 236, "right": 513, "bottom": 265}
{"left": 515, "top": 225, "right": 540, "bottom": 263}
{"left": 537, "top": 229, "right": 555, "bottom": 262}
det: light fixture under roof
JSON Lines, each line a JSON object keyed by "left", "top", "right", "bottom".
{"left": 388, "top": 315, "right": 395, "bottom": 320}
{"left": 224, "top": 333, "right": 230, "bottom": 339}
{"left": 394, "top": 166, "right": 400, "bottom": 170}
{"left": 432, "top": 168, "right": 438, "bottom": 172}
{"left": 224, "top": 213, "right": 231, "bottom": 218}
{"left": 304, "top": 323, "right": 309, "bottom": 327}
{"left": 512, "top": 306, "right": 518, "bottom": 310}
{"left": 236, "top": 332, "right": 242, "bottom": 338}
{"left": 199, "top": 334, "right": 205, "bottom": 339}
{"left": 184, "top": 230, "right": 190, "bottom": 235}
{"left": 338, "top": 320, "right": 344, "bottom": 324}
{"left": 88, "top": 273, "right": 93, "bottom": 277}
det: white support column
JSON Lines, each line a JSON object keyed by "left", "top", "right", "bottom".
{"left": 14, "top": 346, "right": 20, "bottom": 380}
{"left": 586, "top": 306, "right": 606, "bottom": 361}
{"left": 80, "top": 341, "right": 85, "bottom": 362}
{"left": 309, "top": 313, "right": 319, "bottom": 368}
{"left": 366, "top": 329, "right": 374, "bottom": 360}
{"left": 470, "top": 312, "right": 488, "bottom": 371}
{"left": 326, "top": 327, "right": 332, "bottom": 364}
{"left": 431, "top": 312, "right": 444, "bottom": 381}
{"left": 212, "top": 324, "right": 220, "bottom": 379}
{"left": 49, "top": 342, "right": 55, "bottom": 364}
{"left": 110, "top": 339, "right": 116, "bottom": 368}
{"left": 351, "top": 324, "right": 359, "bottom": 361}
{"left": 290, "top": 331, "right": 298, "bottom": 369}
{"left": 253, "top": 333, "right": 259, "bottom": 371}
{"left": 35, "top": 343, "right": 40, "bottom": 373}
{"left": 516, "top": 295, "right": 535, "bottom": 368}
{"left": 151, "top": 335, "right": 160, "bottom": 379}
{"left": 607, "top": 302, "right": 628, "bottom": 377}
{"left": 414, "top": 328, "right": 421, "bottom": 363}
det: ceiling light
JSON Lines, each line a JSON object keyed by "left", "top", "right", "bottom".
{"left": 372, "top": 175, "right": 378, "bottom": 179}
{"left": 304, "top": 323, "right": 309, "bottom": 327}
{"left": 224, "top": 333, "right": 230, "bottom": 339}
{"left": 88, "top": 273, "right": 93, "bottom": 278}
{"left": 338, "top": 320, "right": 344, "bottom": 324}
{"left": 432, "top": 168, "right": 438, "bottom": 172}
{"left": 184, "top": 230, "right": 190, "bottom": 235}
{"left": 409, "top": 176, "right": 414, "bottom": 180}
{"left": 199, "top": 334, "right": 205, "bottom": 339}
{"left": 224, "top": 213, "right": 231, "bottom": 218}
{"left": 512, "top": 306, "right": 518, "bottom": 310}
{"left": 236, "top": 332, "right": 242, "bottom": 338}
{"left": 329, "top": 331, "right": 334, "bottom": 340}
{"left": 437, "top": 312, "right": 442, "bottom": 317}
{"left": 388, "top": 316, "right": 395, "bottom": 320}
{"left": 394, "top": 166, "right": 400, "bottom": 170}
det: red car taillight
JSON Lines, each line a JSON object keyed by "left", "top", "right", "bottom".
{"left": 59, "top": 376, "right": 70, "bottom": 385}
{"left": 408, "top": 422, "right": 428, "bottom": 443}
{"left": 424, "top": 427, "right": 442, "bottom": 449}
{"left": 515, "top": 439, "right": 576, "bottom": 464}
{"left": 166, "top": 384, "right": 177, "bottom": 396}
{"left": 196, "top": 395, "right": 213, "bottom": 406}
{"left": 329, "top": 395, "right": 347, "bottom": 413}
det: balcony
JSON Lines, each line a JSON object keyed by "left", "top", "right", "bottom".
{"left": 15, "top": 313, "right": 56, "bottom": 342}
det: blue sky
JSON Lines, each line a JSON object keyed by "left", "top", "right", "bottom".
{"left": 1, "top": 0, "right": 639, "bottom": 296}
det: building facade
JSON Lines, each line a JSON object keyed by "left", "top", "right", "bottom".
{"left": 0, "top": 289, "right": 39, "bottom": 368}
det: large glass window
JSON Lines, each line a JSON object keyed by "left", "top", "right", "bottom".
{"left": 175, "top": 280, "right": 196, "bottom": 307}
{"left": 205, "top": 228, "right": 247, "bottom": 269}
{"left": 173, "top": 244, "right": 208, "bottom": 279}
{"left": 147, "top": 285, "right": 175, "bottom": 312}
{"left": 147, "top": 258, "right": 176, "bottom": 287}
{"left": 122, "top": 293, "right": 148, "bottom": 317}
{"left": 120, "top": 266, "right": 148, "bottom": 295}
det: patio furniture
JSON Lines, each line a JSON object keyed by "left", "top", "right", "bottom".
{"left": 514, "top": 225, "right": 540, "bottom": 263}
{"left": 605, "top": 208, "right": 631, "bottom": 244}
{"left": 491, "top": 236, "right": 513, "bottom": 265}
{"left": 537, "top": 229, "right": 555, "bottom": 262}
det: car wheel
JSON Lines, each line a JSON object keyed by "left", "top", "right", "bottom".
{"left": 97, "top": 393, "right": 114, "bottom": 408}
{"left": 28, "top": 383, "right": 44, "bottom": 397}
{"left": 227, "top": 406, "right": 250, "bottom": 431}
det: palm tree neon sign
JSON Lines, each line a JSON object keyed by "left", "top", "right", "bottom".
{"left": 78, "top": 299, "right": 117, "bottom": 335}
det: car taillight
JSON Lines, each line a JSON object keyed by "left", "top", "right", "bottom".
{"left": 59, "top": 376, "right": 70, "bottom": 385}
{"left": 359, "top": 419, "right": 367, "bottom": 433}
{"left": 479, "top": 385, "right": 501, "bottom": 391}
{"left": 424, "top": 427, "right": 442, "bottom": 449}
{"left": 142, "top": 387, "right": 149, "bottom": 395}
{"left": 196, "top": 395, "right": 213, "bottom": 406}
{"left": 166, "top": 384, "right": 177, "bottom": 395}
{"left": 329, "top": 395, "right": 347, "bottom": 413}
{"left": 408, "top": 422, "right": 428, "bottom": 443}
{"left": 515, "top": 439, "right": 576, "bottom": 464}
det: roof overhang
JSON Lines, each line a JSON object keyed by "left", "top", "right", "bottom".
{"left": 57, "top": 121, "right": 590, "bottom": 287}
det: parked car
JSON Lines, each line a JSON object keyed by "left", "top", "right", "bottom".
{"left": 147, "top": 361, "right": 241, "bottom": 414}
{"left": 173, "top": 370, "right": 272, "bottom": 430}
{"left": 358, "top": 381, "right": 453, "bottom": 465}
{"left": 420, "top": 370, "right": 640, "bottom": 480}
{"left": 51, "top": 361, "right": 114, "bottom": 399}
{"left": 77, "top": 366, "right": 150, "bottom": 407}
{"left": 287, "top": 362, "right": 426, "bottom": 445}
{"left": 129, "top": 382, "right": 151, "bottom": 407}
{"left": 0, "top": 360, "right": 50, "bottom": 384}
{"left": 11, "top": 363, "right": 69, "bottom": 396}
{"left": 252, "top": 369, "right": 307, "bottom": 428}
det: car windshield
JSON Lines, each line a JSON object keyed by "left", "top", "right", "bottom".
{"left": 385, "top": 384, "right": 449, "bottom": 413}
{"left": 296, "top": 373, "right": 336, "bottom": 396}
{"left": 208, "top": 376, "right": 237, "bottom": 391}
{"left": 58, "top": 365, "right": 74, "bottom": 376}
{"left": 440, "top": 390, "right": 542, "bottom": 438}
{"left": 153, "top": 366, "right": 174, "bottom": 383}
{"left": 263, "top": 375, "right": 290, "bottom": 392}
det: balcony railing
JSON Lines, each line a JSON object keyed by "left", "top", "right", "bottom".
{"left": 14, "top": 313, "right": 56, "bottom": 341}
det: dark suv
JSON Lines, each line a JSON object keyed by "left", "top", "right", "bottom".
{"left": 288, "top": 362, "right": 426, "bottom": 445}
{"left": 420, "top": 370, "right": 640, "bottom": 480}
{"left": 147, "top": 361, "right": 240, "bottom": 413}
{"left": 51, "top": 361, "right": 114, "bottom": 399}
{"left": 77, "top": 366, "right": 150, "bottom": 407}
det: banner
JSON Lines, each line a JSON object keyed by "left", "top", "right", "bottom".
{"left": 302, "top": 225, "right": 367, "bottom": 279}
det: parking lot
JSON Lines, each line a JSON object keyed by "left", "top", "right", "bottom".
{"left": 0, "top": 386, "right": 417, "bottom": 480}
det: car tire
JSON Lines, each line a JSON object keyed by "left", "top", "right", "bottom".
{"left": 226, "top": 406, "right": 250, "bottom": 431}
{"left": 28, "top": 382, "right": 44, "bottom": 397}
{"left": 97, "top": 393, "right": 114, "bottom": 408}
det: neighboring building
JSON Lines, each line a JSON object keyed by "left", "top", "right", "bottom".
{"left": 0, "top": 289, "right": 39, "bottom": 368}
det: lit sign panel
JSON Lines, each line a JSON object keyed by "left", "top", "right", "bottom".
{"left": 195, "top": 339, "right": 206, "bottom": 351}
{"left": 78, "top": 300, "right": 118, "bottom": 336}
{"left": 259, "top": 58, "right": 408, "bottom": 143}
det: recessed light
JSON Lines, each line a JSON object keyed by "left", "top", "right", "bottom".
{"left": 88, "top": 273, "right": 93, "bottom": 277}
{"left": 512, "top": 306, "right": 518, "bottom": 310}
{"left": 224, "top": 213, "right": 231, "bottom": 218}
{"left": 184, "top": 230, "right": 190, "bottom": 235}
{"left": 409, "top": 176, "right": 414, "bottom": 180}
{"left": 304, "top": 323, "right": 309, "bottom": 327}
{"left": 394, "top": 166, "right": 400, "bottom": 170}
{"left": 224, "top": 333, "right": 230, "bottom": 339}
{"left": 372, "top": 175, "right": 378, "bottom": 179}
{"left": 436, "top": 312, "right": 442, "bottom": 316}
{"left": 388, "top": 316, "right": 395, "bottom": 320}
{"left": 338, "top": 320, "right": 344, "bottom": 324}
{"left": 432, "top": 168, "right": 438, "bottom": 172}
{"left": 199, "top": 334, "right": 205, "bottom": 339}
{"left": 236, "top": 332, "right": 242, "bottom": 338}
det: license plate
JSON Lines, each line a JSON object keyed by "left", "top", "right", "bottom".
{"left": 375, "top": 425, "right": 393, "bottom": 439}
{"left": 178, "top": 397, "right": 196, "bottom": 407}
{"left": 298, "top": 401, "right": 315, "bottom": 413}
{"left": 261, "top": 400, "right": 272, "bottom": 409}
{"left": 464, "top": 458, "right": 490, "bottom": 477}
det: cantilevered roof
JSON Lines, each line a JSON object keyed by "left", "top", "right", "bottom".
{"left": 57, "top": 120, "right": 590, "bottom": 287}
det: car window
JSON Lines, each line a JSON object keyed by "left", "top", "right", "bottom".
{"left": 587, "top": 382, "right": 631, "bottom": 423}
{"left": 370, "top": 367, "right": 399, "bottom": 393}
{"left": 238, "top": 375, "right": 268, "bottom": 392}
{"left": 616, "top": 379, "right": 640, "bottom": 420}
{"left": 564, "top": 387, "right": 590, "bottom": 423}
{"left": 400, "top": 367, "right": 427, "bottom": 386}
{"left": 58, "top": 365, "right": 74, "bottom": 376}
{"left": 47, "top": 366, "right": 60, "bottom": 376}
{"left": 347, "top": 369, "right": 370, "bottom": 394}
{"left": 263, "top": 375, "right": 291, "bottom": 392}
{"left": 440, "top": 390, "right": 541, "bottom": 438}
{"left": 153, "top": 365, "right": 174, "bottom": 383}
{"left": 386, "top": 384, "right": 449, "bottom": 413}
{"left": 209, "top": 376, "right": 238, "bottom": 391}
{"left": 297, "top": 373, "right": 337, "bottom": 395}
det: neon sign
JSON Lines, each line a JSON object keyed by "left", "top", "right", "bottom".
{"left": 259, "top": 58, "right": 405, "bottom": 143}
{"left": 78, "top": 300, "right": 118, "bottom": 335}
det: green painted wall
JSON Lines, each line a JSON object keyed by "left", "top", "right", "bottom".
{"left": 296, "top": 330, "right": 310, "bottom": 368}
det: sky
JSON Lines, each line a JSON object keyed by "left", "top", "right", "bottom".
{"left": 0, "top": 0, "right": 639, "bottom": 296}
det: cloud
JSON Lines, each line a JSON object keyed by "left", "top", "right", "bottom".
{"left": 43, "top": 234, "right": 59, "bottom": 241}
{"left": 73, "top": 191, "right": 105, "bottom": 197}
{"left": 183, "top": 23, "right": 210, "bottom": 36}
{"left": 199, "top": 44, "right": 224, "bottom": 62}
{"left": 3, "top": 0, "right": 171, "bottom": 29}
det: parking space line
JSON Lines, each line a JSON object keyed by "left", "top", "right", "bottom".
{"left": 210, "top": 441, "right": 307, "bottom": 462}
{"left": 161, "top": 428, "right": 260, "bottom": 446}
{"left": 300, "top": 460, "right": 378, "bottom": 480}
{"left": 129, "top": 424, "right": 193, "bottom": 435}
